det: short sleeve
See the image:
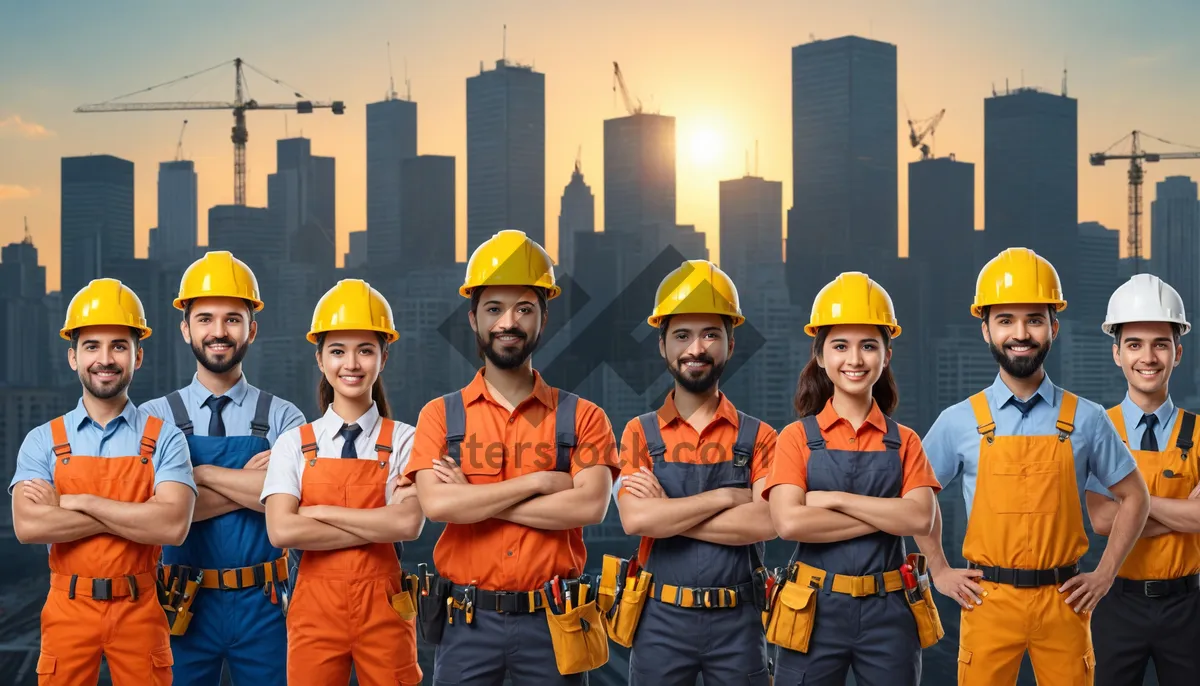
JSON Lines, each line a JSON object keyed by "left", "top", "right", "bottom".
{"left": 572, "top": 400, "right": 618, "bottom": 478}
{"left": 260, "top": 426, "right": 304, "bottom": 503}
{"left": 273, "top": 398, "right": 307, "bottom": 438}
{"left": 404, "top": 398, "right": 446, "bottom": 483}
{"left": 152, "top": 423, "right": 197, "bottom": 495}
{"left": 922, "top": 407, "right": 965, "bottom": 488}
{"left": 386, "top": 423, "right": 416, "bottom": 504}
{"left": 1084, "top": 473, "right": 1114, "bottom": 498}
{"left": 899, "top": 427, "right": 942, "bottom": 496}
{"left": 8, "top": 426, "right": 53, "bottom": 494}
{"left": 763, "top": 421, "right": 811, "bottom": 501}
{"left": 751, "top": 421, "right": 778, "bottom": 485}
{"left": 1084, "top": 403, "right": 1138, "bottom": 490}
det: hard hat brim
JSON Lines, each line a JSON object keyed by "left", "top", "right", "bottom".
{"left": 646, "top": 313, "right": 746, "bottom": 328}
{"left": 804, "top": 322, "right": 902, "bottom": 338}
{"left": 60, "top": 324, "right": 153, "bottom": 341}
{"left": 1102, "top": 318, "right": 1191, "bottom": 337}
{"left": 971, "top": 299, "right": 1067, "bottom": 319}
{"left": 306, "top": 326, "right": 400, "bottom": 345}
{"left": 173, "top": 296, "right": 266, "bottom": 312}
{"left": 459, "top": 283, "right": 562, "bottom": 300}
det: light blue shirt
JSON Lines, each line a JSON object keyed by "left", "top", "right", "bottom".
{"left": 1086, "top": 394, "right": 1177, "bottom": 498}
{"left": 923, "top": 373, "right": 1137, "bottom": 520}
{"left": 141, "top": 374, "right": 306, "bottom": 443}
{"left": 9, "top": 398, "right": 196, "bottom": 495}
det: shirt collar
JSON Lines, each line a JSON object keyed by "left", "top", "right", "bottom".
{"left": 816, "top": 397, "right": 888, "bottom": 433}
{"left": 318, "top": 402, "right": 381, "bottom": 440}
{"left": 1121, "top": 393, "right": 1175, "bottom": 429}
{"left": 188, "top": 373, "right": 250, "bottom": 407}
{"left": 463, "top": 368, "right": 556, "bottom": 409}
{"left": 657, "top": 390, "right": 740, "bottom": 429}
{"left": 989, "top": 372, "right": 1058, "bottom": 410}
{"left": 70, "top": 396, "right": 138, "bottom": 431}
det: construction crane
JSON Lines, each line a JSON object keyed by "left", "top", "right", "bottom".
{"left": 174, "top": 120, "right": 188, "bottom": 162}
{"left": 1090, "top": 130, "right": 1200, "bottom": 273}
{"left": 907, "top": 108, "right": 945, "bottom": 160}
{"left": 612, "top": 62, "right": 643, "bottom": 115}
{"left": 76, "top": 58, "right": 345, "bottom": 206}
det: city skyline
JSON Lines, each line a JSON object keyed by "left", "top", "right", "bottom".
{"left": 3, "top": 0, "right": 1200, "bottom": 293}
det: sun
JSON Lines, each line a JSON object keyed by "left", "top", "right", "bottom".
{"left": 688, "top": 127, "right": 725, "bottom": 168}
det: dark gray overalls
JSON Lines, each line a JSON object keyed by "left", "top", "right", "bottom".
{"left": 772, "top": 414, "right": 921, "bottom": 686}
{"left": 626, "top": 410, "right": 771, "bottom": 685}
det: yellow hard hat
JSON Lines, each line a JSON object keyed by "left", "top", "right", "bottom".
{"left": 60, "top": 278, "right": 152, "bottom": 340}
{"left": 460, "top": 230, "right": 560, "bottom": 300}
{"left": 805, "top": 272, "right": 901, "bottom": 338}
{"left": 307, "top": 279, "right": 399, "bottom": 344}
{"left": 648, "top": 260, "right": 744, "bottom": 327}
{"left": 971, "top": 247, "right": 1066, "bottom": 318}
{"left": 174, "top": 250, "right": 264, "bottom": 311}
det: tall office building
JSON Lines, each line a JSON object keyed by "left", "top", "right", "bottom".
{"left": 0, "top": 235, "right": 48, "bottom": 387}
{"left": 153, "top": 160, "right": 198, "bottom": 263}
{"left": 604, "top": 114, "right": 676, "bottom": 235}
{"left": 60, "top": 155, "right": 134, "bottom": 298}
{"left": 908, "top": 156, "right": 976, "bottom": 332}
{"left": 718, "top": 175, "right": 783, "bottom": 286}
{"left": 557, "top": 160, "right": 595, "bottom": 275}
{"left": 466, "top": 58, "right": 545, "bottom": 253}
{"left": 366, "top": 96, "right": 418, "bottom": 268}
{"left": 207, "top": 206, "right": 282, "bottom": 280}
{"left": 786, "top": 36, "right": 897, "bottom": 301}
{"left": 1151, "top": 176, "right": 1200, "bottom": 398}
{"left": 268, "top": 137, "right": 336, "bottom": 271}
{"left": 400, "top": 155, "right": 456, "bottom": 268}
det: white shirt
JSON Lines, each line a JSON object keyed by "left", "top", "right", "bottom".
{"left": 260, "top": 402, "right": 415, "bottom": 505}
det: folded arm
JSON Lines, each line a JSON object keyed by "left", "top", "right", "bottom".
{"left": 194, "top": 486, "right": 242, "bottom": 521}
{"left": 1146, "top": 494, "right": 1200, "bottom": 533}
{"left": 414, "top": 466, "right": 549, "bottom": 524}
{"left": 678, "top": 478, "right": 776, "bottom": 546}
{"left": 303, "top": 481, "right": 426, "bottom": 542}
{"left": 12, "top": 481, "right": 110, "bottom": 544}
{"left": 496, "top": 466, "right": 614, "bottom": 530}
{"left": 816, "top": 487, "right": 937, "bottom": 537}
{"left": 195, "top": 464, "right": 268, "bottom": 516}
{"left": 768, "top": 483, "right": 880, "bottom": 543}
{"left": 618, "top": 481, "right": 735, "bottom": 539}
{"left": 1086, "top": 491, "right": 1172, "bottom": 538}
{"left": 264, "top": 494, "right": 372, "bottom": 550}
{"left": 65, "top": 482, "right": 195, "bottom": 546}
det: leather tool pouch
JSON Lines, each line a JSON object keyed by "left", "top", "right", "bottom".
{"left": 416, "top": 569, "right": 451, "bottom": 645}
{"left": 609, "top": 570, "right": 652, "bottom": 648}
{"left": 545, "top": 582, "right": 610, "bottom": 675}
{"left": 765, "top": 579, "right": 818, "bottom": 654}
{"left": 390, "top": 571, "right": 419, "bottom": 621}
{"left": 159, "top": 566, "right": 203, "bottom": 637}
{"left": 904, "top": 554, "right": 945, "bottom": 649}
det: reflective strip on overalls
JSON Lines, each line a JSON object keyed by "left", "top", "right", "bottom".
{"left": 285, "top": 419, "right": 422, "bottom": 686}
{"left": 625, "top": 409, "right": 771, "bottom": 686}
{"left": 772, "top": 414, "right": 921, "bottom": 686}
{"left": 37, "top": 414, "right": 175, "bottom": 686}
{"left": 956, "top": 390, "right": 1095, "bottom": 686}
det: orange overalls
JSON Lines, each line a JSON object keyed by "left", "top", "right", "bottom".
{"left": 958, "top": 391, "right": 1095, "bottom": 685}
{"left": 37, "top": 414, "right": 175, "bottom": 685}
{"left": 284, "top": 418, "right": 421, "bottom": 686}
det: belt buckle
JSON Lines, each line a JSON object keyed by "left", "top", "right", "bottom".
{"left": 1014, "top": 569, "right": 1038, "bottom": 588}
{"left": 850, "top": 576, "right": 868, "bottom": 598}
{"left": 1143, "top": 580, "right": 1167, "bottom": 598}
{"left": 92, "top": 577, "right": 113, "bottom": 601}
{"left": 219, "top": 568, "right": 236, "bottom": 590}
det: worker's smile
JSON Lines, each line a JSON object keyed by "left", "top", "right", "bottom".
{"left": 90, "top": 365, "right": 122, "bottom": 381}
{"left": 338, "top": 372, "right": 366, "bottom": 386}
{"left": 1004, "top": 340, "right": 1039, "bottom": 356}
{"left": 840, "top": 369, "right": 868, "bottom": 381}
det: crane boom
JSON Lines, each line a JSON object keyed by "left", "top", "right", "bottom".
{"left": 75, "top": 58, "right": 345, "bottom": 206}
{"left": 612, "top": 62, "right": 642, "bottom": 116}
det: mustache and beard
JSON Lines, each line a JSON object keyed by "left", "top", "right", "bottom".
{"left": 79, "top": 362, "right": 132, "bottom": 400}
{"left": 191, "top": 335, "right": 250, "bottom": 374}
{"left": 477, "top": 327, "right": 541, "bottom": 370}
{"left": 989, "top": 336, "right": 1051, "bottom": 379}
{"left": 668, "top": 351, "right": 727, "bottom": 394}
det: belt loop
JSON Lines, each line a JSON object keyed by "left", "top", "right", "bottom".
{"left": 127, "top": 575, "right": 139, "bottom": 602}
{"left": 68, "top": 574, "right": 78, "bottom": 600}
{"left": 874, "top": 572, "right": 887, "bottom": 598}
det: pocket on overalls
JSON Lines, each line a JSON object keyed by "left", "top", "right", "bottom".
{"left": 765, "top": 581, "right": 817, "bottom": 653}
{"left": 390, "top": 572, "right": 419, "bottom": 621}
{"left": 35, "top": 654, "right": 56, "bottom": 686}
{"left": 150, "top": 645, "right": 174, "bottom": 686}
{"left": 991, "top": 461, "right": 1059, "bottom": 514}
{"left": 608, "top": 570, "right": 651, "bottom": 648}
{"left": 544, "top": 584, "right": 610, "bottom": 675}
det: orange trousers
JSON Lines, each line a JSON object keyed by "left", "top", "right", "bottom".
{"left": 36, "top": 585, "right": 173, "bottom": 685}
{"left": 286, "top": 574, "right": 421, "bottom": 686}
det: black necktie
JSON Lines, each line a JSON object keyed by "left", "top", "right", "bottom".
{"left": 1140, "top": 414, "right": 1160, "bottom": 452}
{"left": 338, "top": 424, "right": 362, "bottom": 458}
{"left": 204, "top": 395, "right": 232, "bottom": 437}
{"left": 1009, "top": 395, "right": 1041, "bottom": 417}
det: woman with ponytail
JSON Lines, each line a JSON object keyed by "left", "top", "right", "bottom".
{"left": 762, "top": 272, "right": 943, "bottom": 686}
{"left": 261, "top": 279, "right": 424, "bottom": 686}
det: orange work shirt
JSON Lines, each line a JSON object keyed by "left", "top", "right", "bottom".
{"left": 617, "top": 391, "right": 777, "bottom": 566}
{"left": 405, "top": 369, "right": 618, "bottom": 591}
{"left": 764, "top": 399, "right": 941, "bottom": 499}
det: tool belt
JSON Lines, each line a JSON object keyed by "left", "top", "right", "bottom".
{"left": 649, "top": 580, "right": 755, "bottom": 609}
{"left": 157, "top": 566, "right": 205, "bottom": 636}
{"left": 190, "top": 557, "right": 288, "bottom": 591}
{"left": 791, "top": 561, "right": 905, "bottom": 598}
{"left": 968, "top": 562, "right": 1079, "bottom": 587}
{"left": 1115, "top": 573, "right": 1200, "bottom": 597}
{"left": 51, "top": 571, "right": 155, "bottom": 601}
{"left": 599, "top": 553, "right": 652, "bottom": 648}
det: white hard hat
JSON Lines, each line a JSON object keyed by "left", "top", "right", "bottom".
{"left": 1102, "top": 273, "right": 1190, "bottom": 337}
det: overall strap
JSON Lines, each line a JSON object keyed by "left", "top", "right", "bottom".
{"left": 638, "top": 412, "right": 667, "bottom": 466}
{"left": 554, "top": 390, "right": 579, "bottom": 473}
{"left": 166, "top": 391, "right": 193, "bottom": 436}
{"left": 375, "top": 418, "right": 396, "bottom": 461}
{"left": 299, "top": 423, "right": 318, "bottom": 461}
{"left": 1056, "top": 392, "right": 1079, "bottom": 442}
{"left": 250, "top": 391, "right": 274, "bottom": 439}
{"left": 50, "top": 416, "right": 72, "bottom": 460}
{"left": 442, "top": 391, "right": 466, "bottom": 465}
{"left": 799, "top": 415, "right": 825, "bottom": 451}
{"left": 1106, "top": 406, "right": 1129, "bottom": 445}
{"left": 732, "top": 411, "right": 760, "bottom": 470}
{"left": 882, "top": 417, "right": 902, "bottom": 450}
{"left": 1176, "top": 410, "right": 1196, "bottom": 458}
{"left": 968, "top": 391, "right": 996, "bottom": 442}
{"left": 140, "top": 416, "right": 164, "bottom": 459}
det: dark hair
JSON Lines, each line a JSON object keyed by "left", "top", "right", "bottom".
{"left": 315, "top": 332, "right": 391, "bottom": 419}
{"left": 657, "top": 314, "right": 735, "bottom": 342}
{"left": 183, "top": 299, "right": 256, "bottom": 323}
{"left": 793, "top": 326, "right": 899, "bottom": 417}
{"left": 979, "top": 304, "right": 1058, "bottom": 326}
{"left": 469, "top": 287, "right": 549, "bottom": 317}
{"left": 69, "top": 327, "right": 142, "bottom": 351}
{"left": 1112, "top": 322, "right": 1182, "bottom": 347}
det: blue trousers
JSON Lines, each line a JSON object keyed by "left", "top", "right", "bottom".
{"left": 432, "top": 608, "right": 587, "bottom": 685}
{"left": 170, "top": 585, "right": 287, "bottom": 686}
{"left": 628, "top": 599, "right": 771, "bottom": 685}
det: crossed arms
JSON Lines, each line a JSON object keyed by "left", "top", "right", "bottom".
{"left": 768, "top": 482, "right": 936, "bottom": 543}
{"left": 616, "top": 467, "right": 776, "bottom": 546}
{"left": 265, "top": 479, "right": 426, "bottom": 551}
{"left": 13, "top": 479, "right": 195, "bottom": 546}
{"left": 1087, "top": 480, "right": 1200, "bottom": 538}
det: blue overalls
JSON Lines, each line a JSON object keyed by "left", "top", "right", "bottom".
{"left": 163, "top": 390, "right": 287, "bottom": 686}
{"left": 626, "top": 410, "right": 772, "bottom": 685}
{"left": 772, "top": 414, "right": 921, "bottom": 686}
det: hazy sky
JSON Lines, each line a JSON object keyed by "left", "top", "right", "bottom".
{"left": 2, "top": 0, "right": 1199, "bottom": 292}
